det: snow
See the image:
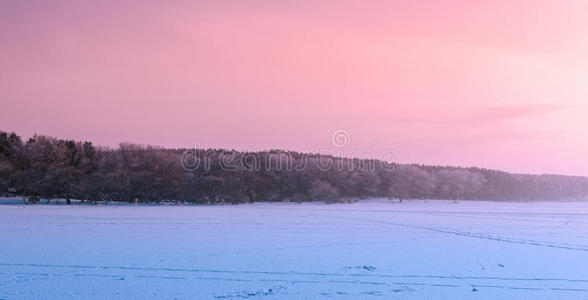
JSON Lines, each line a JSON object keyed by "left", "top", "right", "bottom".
{"left": 1, "top": 199, "right": 588, "bottom": 299}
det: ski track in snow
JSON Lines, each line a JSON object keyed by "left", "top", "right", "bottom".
{"left": 1, "top": 200, "right": 588, "bottom": 299}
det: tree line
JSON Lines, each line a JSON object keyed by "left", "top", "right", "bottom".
{"left": 1, "top": 131, "right": 588, "bottom": 204}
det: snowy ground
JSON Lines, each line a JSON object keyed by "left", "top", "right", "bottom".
{"left": 1, "top": 199, "right": 588, "bottom": 299}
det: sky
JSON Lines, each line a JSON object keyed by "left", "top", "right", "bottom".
{"left": 1, "top": 0, "right": 588, "bottom": 176}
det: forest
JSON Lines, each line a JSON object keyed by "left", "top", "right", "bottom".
{"left": 1, "top": 131, "right": 588, "bottom": 204}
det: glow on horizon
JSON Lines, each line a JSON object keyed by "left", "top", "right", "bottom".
{"left": 1, "top": 1, "right": 588, "bottom": 176}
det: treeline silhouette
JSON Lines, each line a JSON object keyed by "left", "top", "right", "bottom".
{"left": 1, "top": 131, "right": 588, "bottom": 204}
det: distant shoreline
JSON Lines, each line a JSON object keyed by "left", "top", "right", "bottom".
{"left": 2, "top": 196, "right": 587, "bottom": 206}
{"left": 3, "top": 131, "right": 588, "bottom": 204}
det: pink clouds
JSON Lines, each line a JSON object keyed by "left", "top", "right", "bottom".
{"left": 1, "top": 1, "right": 588, "bottom": 175}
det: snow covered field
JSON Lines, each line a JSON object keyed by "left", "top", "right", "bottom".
{"left": 1, "top": 200, "right": 588, "bottom": 299}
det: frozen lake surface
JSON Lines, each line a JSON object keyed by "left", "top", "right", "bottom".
{"left": 1, "top": 200, "right": 588, "bottom": 299}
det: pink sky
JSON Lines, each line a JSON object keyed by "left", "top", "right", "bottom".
{"left": 1, "top": 1, "right": 588, "bottom": 176}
